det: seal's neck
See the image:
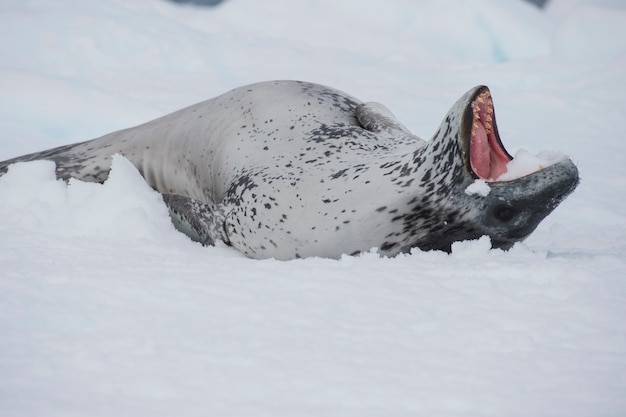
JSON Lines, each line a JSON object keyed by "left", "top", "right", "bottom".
{"left": 418, "top": 85, "right": 513, "bottom": 192}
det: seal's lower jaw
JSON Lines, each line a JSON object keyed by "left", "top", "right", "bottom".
{"left": 463, "top": 86, "right": 512, "bottom": 181}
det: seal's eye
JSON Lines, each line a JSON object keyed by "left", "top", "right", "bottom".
{"left": 495, "top": 206, "right": 515, "bottom": 222}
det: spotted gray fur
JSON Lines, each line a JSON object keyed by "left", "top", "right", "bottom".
{"left": 0, "top": 81, "right": 579, "bottom": 259}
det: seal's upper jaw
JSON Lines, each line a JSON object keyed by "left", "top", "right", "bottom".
{"left": 462, "top": 86, "right": 512, "bottom": 181}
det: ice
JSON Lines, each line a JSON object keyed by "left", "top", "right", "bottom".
{"left": 1, "top": 1, "right": 626, "bottom": 416}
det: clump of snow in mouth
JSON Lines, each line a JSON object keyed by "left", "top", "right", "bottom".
{"left": 496, "top": 149, "right": 567, "bottom": 181}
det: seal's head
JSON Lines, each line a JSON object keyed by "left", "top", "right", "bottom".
{"left": 419, "top": 85, "right": 579, "bottom": 251}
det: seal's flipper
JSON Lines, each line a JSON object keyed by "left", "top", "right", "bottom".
{"left": 0, "top": 136, "right": 129, "bottom": 183}
{"left": 162, "top": 194, "right": 230, "bottom": 246}
{"left": 356, "top": 102, "right": 425, "bottom": 144}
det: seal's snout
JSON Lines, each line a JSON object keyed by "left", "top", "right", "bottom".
{"left": 481, "top": 158, "right": 579, "bottom": 249}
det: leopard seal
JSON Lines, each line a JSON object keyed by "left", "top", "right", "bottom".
{"left": 0, "top": 80, "right": 579, "bottom": 259}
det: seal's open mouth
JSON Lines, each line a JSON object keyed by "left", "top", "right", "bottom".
{"left": 467, "top": 88, "right": 512, "bottom": 181}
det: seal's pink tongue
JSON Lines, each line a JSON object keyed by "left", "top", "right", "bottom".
{"left": 470, "top": 122, "right": 491, "bottom": 179}
{"left": 469, "top": 90, "right": 511, "bottom": 181}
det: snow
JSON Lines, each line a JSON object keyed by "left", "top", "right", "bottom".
{"left": 1, "top": 0, "right": 626, "bottom": 415}
{"left": 496, "top": 149, "right": 566, "bottom": 181}
{"left": 465, "top": 179, "right": 491, "bottom": 196}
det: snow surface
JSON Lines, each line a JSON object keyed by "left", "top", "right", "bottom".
{"left": 1, "top": 0, "right": 626, "bottom": 415}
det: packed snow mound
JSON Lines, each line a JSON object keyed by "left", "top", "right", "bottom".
{"left": 0, "top": 155, "right": 183, "bottom": 243}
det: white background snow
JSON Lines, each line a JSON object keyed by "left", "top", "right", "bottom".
{"left": 1, "top": 0, "right": 626, "bottom": 415}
